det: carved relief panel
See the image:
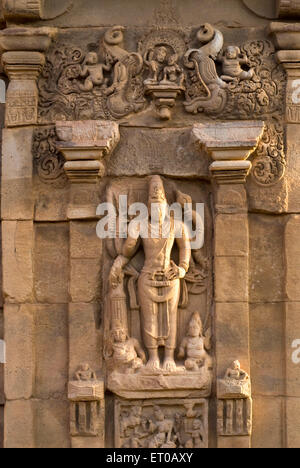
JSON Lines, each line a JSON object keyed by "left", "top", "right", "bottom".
{"left": 115, "top": 398, "right": 208, "bottom": 449}
{"left": 101, "top": 176, "right": 213, "bottom": 400}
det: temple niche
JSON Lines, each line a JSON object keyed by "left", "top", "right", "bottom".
{"left": 1, "top": 0, "right": 300, "bottom": 451}
{"left": 102, "top": 176, "right": 213, "bottom": 404}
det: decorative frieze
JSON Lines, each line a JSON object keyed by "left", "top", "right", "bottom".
{"left": 115, "top": 398, "right": 208, "bottom": 449}
{"left": 277, "top": 0, "right": 300, "bottom": 17}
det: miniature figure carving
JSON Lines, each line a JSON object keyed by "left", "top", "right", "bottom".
{"left": 109, "top": 176, "right": 191, "bottom": 373}
{"left": 218, "top": 360, "right": 251, "bottom": 399}
{"left": 79, "top": 52, "right": 112, "bottom": 91}
{"left": 178, "top": 313, "right": 212, "bottom": 371}
{"left": 148, "top": 406, "right": 176, "bottom": 448}
{"left": 189, "top": 418, "right": 205, "bottom": 448}
{"left": 144, "top": 47, "right": 168, "bottom": 84}
{"left": 225, "top": 360, "right": 249, "bottom": 383}
{"left": 220, "top": 46, "right": 254, "bottom": 83}
{"left": 111, "top": 322, "right": 146, "bottom": 373}
{"left": 120, "top": 406, "right": 143, "bottom": 438}
{"left": 162, "top": 53, "right": 185, "bottom": 86}
{"left": 75, "top": 363, "right": 97, "bottom": 381}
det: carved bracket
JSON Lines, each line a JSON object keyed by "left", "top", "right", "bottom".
{"left": 56, "top": 120, "right": 120, "bottom": 184}
{"left": 192, "top": 121, "right": 265, "bottom": 184}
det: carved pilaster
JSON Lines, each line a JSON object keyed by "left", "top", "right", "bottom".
{"left": 56, "top": 120, "right": 120, "bottom": 219}
{"left": 0, "top": 27, "right": 57, "bottom": 127}
{"left": 193, "top": 121, "right": 263, "bottom": 448}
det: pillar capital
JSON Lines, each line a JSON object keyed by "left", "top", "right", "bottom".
{"left": 192, "top": 121, "right": 265, "bottom": 184}
{"left": 0, "top": 27, "right": 57, "bottom": 127}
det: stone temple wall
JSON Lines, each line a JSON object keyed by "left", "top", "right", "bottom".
{"left": 0, "top": 0, "right": 300, "bottom": 449}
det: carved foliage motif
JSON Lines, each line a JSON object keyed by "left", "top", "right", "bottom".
{"left": 32, "top": 126, "right": 66, "bottom": 185}
{"left": 38, "top": 25, "right": 286, "bottom": 185}
{"left": 115, "top": 399, "right": 208, "bottom": 449}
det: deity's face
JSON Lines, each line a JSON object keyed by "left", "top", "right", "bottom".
{"left": 168, "top": 54, "right": 177, "bottom": 66}
{"left": 188, "top": 323, "right": 202, "bottom": 338}
{"left": 86, "top": 52, "right": 98, "bottom": 65}
{"left": 226, "top": 47, "right": 238, "bottom": 59}
{"left": 156, "top": 47, "right": 167, "bottom": 63}
{"left": 113, "top": 328, "right": 127, "bottom": 343}
{"left": 232, "top": 360, "right": 240, "bottom": 370}
{"left": 154, "top": 409, "right": 164, "bottom": 422}
{"left": 82, "top": 363, "right": 90, "bottom": 372}
{"left": 193, "top": 420, "right": 201, "bottom": 430}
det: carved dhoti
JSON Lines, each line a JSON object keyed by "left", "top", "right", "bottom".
{"left": 138, "top": 271, "right": 180, "bottom": 350}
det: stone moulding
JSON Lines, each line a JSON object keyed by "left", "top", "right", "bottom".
{"left": 56, "top": 120, "right": 120, "bottom": 183}
{"left": 2, "top": 0, "right": 72, "bottom": 20}
{"left": 192, "top": 121, "right": 265, "bottom": 184}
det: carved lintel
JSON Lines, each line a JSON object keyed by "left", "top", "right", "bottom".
{"left": 56, "top": 120, "right": 120, "bottom": 184}
{"left": 192, "top": 122, "right": 264, "bottom": 184}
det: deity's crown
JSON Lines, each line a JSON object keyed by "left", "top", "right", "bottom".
{"left": 148, "top": 175, "right": 167, "bottom": 203}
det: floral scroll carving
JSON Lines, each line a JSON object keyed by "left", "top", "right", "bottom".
{"left": 38, "top": 24, "right": 286, "bottom": 185}
{"left": 33, "top": 126, "right": 67, "bottom": 185}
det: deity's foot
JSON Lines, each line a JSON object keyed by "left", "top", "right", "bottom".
{"left": 145, "top": 358, "right": 161, "bottom": 372}
{"left": 162, "top": 358, "right": 177, "bottom": 373}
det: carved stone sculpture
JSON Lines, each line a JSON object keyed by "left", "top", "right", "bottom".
{"left": 109, "top": 175, "right": 191, "bottom": 374}
{"left": 68, "top": 365, "right": 104, "bottom": 443}
{"left": 115, "top": 399, "right": 208, "bottom": 449}
{"left": 218, "top": 360, "right": 251, "bottom": 399}
{"left": 184, "top": 23, "right": 227, "bottom": 115}
{"left": 220, "top": 46, "right": 255, "bottom": 83}
{"left": 178, "top": 313, "right": 212, "bottom": 372}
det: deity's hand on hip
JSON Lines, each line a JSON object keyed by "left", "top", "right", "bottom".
{"left": 165, "top": 260, "right": 186, "bottom": 281}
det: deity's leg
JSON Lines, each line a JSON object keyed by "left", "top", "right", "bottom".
{"left": 162, "top": 279, "right": 180, "bottom": 372}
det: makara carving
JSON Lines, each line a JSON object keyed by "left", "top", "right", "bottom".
{"left": 38, "top": 23, "right": 285, "bottom": 186}
{"left": 115, "top": 399, "right": 208, "bottom": 449}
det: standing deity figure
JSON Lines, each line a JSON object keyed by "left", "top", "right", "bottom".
{"left": 109, "top": 176, "right": 191, "bottom": 372}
